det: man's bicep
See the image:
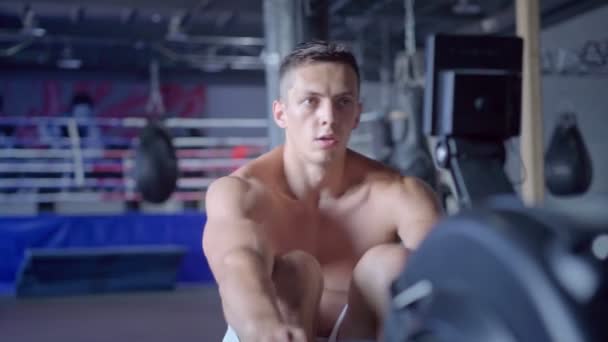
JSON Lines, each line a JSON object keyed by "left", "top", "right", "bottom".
{"left": 394, "top": 177, "right": 442, "bottom": 250}
{"left": 203, "top": 217, "right": 264, "bottom": 266}
{"left": 202, "top": 177, "right": 272, "bottom": 276}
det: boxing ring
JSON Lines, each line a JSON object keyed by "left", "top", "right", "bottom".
{"left": 0, "top": 116, "right": 269, "bottom": 211}
{"left": 0, "top": 113, "right": 384, "bottom": 212}
{"left": 0, "top": 112, "right": 387, "bottom": 295}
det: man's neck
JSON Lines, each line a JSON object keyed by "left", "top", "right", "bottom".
{"left": 281, "top": 144, "right": 346, "bottom": 206}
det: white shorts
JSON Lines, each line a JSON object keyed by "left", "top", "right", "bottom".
{"left": 222, "top": 305, "right": 364, "bottom": 342}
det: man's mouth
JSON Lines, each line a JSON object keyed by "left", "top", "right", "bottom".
{"left": 315, "top": 134, "right": 339, "bottom": 148}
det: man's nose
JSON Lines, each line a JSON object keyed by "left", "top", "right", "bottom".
{"left": 319, "top": 101, "right": 336, "bottom": 126}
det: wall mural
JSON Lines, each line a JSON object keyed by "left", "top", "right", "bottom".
{"left": 542, "top": 38, "right": 608, "bottom": 75}
{"left": 0, "top": 79, "right": 206, "bottom": 117}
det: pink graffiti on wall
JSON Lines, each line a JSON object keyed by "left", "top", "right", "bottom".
{"left": 0, "top": 79, "right": 206, "bottom": 141}
{"left": 2, "top": 80, "right": 206, "bottom": 118}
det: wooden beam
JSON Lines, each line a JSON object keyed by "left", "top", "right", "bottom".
{"left": 516, "top": 0, "right": 545, "bottom": 206}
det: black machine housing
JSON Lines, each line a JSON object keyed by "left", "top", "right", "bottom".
{"left": 423, "top": 34, "right": 522, "bottom": 207}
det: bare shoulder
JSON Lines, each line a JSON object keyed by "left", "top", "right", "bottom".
{"left": 345, "top": 149, "right": 401, "bottom": 182}
{"left": 205, "top": 175, "right": 257, "bottom": 218}
{"left": 205, "top": 148, "right": 282, "bottom": 218}
{"left": 346, "top": 149, "right": 442, "bottom": 248}
{"left": 396, "top": 176, "right": 442, "bottom": 214}
{"left": 346, "top": 149, "right": 438, "bottom": 207}
{"left": 203, "top": 175, "right": 271, "bottom": 261}
{"left": 390, "top": 176, "right": 442, "bottom": 249}
{"left": 230, "top": 147, "right": 282, "bottom": 184}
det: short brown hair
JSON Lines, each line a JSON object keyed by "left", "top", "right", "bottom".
{"left": 279, "top": 40, "right": 360, "bottom": 96}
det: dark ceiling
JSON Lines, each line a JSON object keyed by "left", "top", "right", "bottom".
{"left": 0, "top": 0, "right": 605, "bottom": 81}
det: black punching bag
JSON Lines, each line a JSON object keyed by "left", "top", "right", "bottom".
{"left": 545, "top": 113, "right": 592, "bottom": 196}
{"left": 135, "top": 120, "right": 178, "bottom": 203}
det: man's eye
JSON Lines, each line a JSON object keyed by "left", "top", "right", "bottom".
{"left": 338, "top": 98, "right": 353, "bottom": 106}
{"left": 303, "top": 98, "right": 317, "bottom": 106}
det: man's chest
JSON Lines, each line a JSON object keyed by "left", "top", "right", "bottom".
{"left": 262, "top": 195, "right": 397, "bottom": 280}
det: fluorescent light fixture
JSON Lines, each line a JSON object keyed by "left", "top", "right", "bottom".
{"left": 57, "top": 58, "right": 82, "bottom": 69}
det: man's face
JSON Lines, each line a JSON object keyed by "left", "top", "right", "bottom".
{"left": 274, "top": 62, "right": 362, "bottom": 164}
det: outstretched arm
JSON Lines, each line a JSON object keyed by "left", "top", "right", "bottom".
{"left": 339, "top": 177, "right": 442, "bottom": 340}
{"left": 202, "top": 176, "right": 305, "bottom": 341}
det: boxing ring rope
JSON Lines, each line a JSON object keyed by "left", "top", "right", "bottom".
{"left": 0, "top": 158, "right": 254, "bottom": 175}
{"left": 0, "top": 113, "right": 386, "bottom": 207}
{"left": 0, "top": 117, "right": 270, "bottom": 128}
{"left": 0, "top": 112, "right": 382, "bottom": 127}
{"left": 0, "top": 147, "right": 267, "bottom": 159}
{"left": 0, "top": 177, "right": 216, "bottom": 189}
{"left": 0, "top": 191, "right": 206, "bottom": 203}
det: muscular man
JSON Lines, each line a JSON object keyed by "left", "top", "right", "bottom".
{"left": 203, "top": 41, "right": 441, "bottom": 342}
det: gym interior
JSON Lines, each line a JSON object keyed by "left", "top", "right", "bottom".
{"left": 1, "top": 0, "right": 607, "bottom": 341}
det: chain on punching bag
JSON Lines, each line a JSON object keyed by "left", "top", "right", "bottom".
{"left": 134, "top": 60, "right": 178, "bottom": 203}
{"left": 387, "top": 0, "right": 437, "bottom": 190}
{"left": 545, "top": 112, "right": 593, "bottom": 196}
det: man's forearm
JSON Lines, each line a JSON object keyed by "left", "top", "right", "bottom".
{"left": 217, "top": 248, "right": 282, "bottom": 335}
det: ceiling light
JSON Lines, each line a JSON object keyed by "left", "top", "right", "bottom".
{"left": 452, "top": 0, "right": 482, "bottom": 16}
{"left": 57, "top": 46, "right": 82, "bottom": 69}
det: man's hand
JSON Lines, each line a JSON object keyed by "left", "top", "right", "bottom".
{"left": 242, "top": 319, "right": 307, "bottom": 342}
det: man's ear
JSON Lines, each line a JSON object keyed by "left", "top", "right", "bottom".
{"left": 273, "top": 100, "right": 288, "bottom": 128}
{"left": 353, "top": 102, "right": 363, "bottom": 129}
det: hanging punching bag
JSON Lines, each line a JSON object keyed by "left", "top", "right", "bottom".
{"left": 135, "top": 120, "right": 178, "bottom": 203}
{"left": 545, "top": 112, "right": 592, "bottom": 196}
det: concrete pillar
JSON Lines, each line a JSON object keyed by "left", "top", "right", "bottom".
{"left": 263, "top": 0, "right": 328, "bottom": 149}
{"left": 516, "top": 0, "right": 545, "bottom": 205}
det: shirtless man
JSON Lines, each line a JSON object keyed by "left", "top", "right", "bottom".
{"left": 203, "top": 41, "right": 441, "bottom": 342}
